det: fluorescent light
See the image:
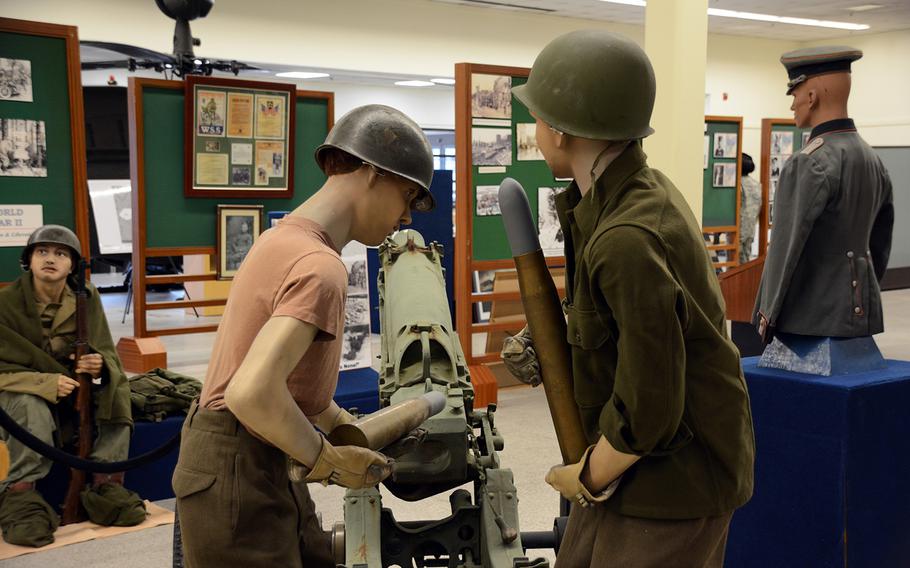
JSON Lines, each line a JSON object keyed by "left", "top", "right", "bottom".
{"left": 708, "top": 8, "right": 870, "bottom": 30}
{"left": 847, "top": 4, "right": 883, "bottom": 11}
{"left": 395, "top": 80, "right": 435, "bottom": 87}
{"left": 275, "top": 71, "right": 330, "bottom": 79}
{"left": 598, "top": 0, "right": 870, "bottom": 30}
{"left": 430, "top": 78, "right": 456, "bottom": 85}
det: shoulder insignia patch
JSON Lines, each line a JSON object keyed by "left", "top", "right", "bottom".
{"left": 801, "top": 137, "right": 824, "bottom": 155}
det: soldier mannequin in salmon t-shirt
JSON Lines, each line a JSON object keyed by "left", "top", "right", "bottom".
{"left": 173, "top": 105, "right": 436, "bottom": 567}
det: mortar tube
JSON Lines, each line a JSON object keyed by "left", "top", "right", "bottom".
{"left": 327, "top": 391, "right": 446, "bottom": 450}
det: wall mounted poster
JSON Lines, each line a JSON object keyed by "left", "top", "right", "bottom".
{"left": 185, "top": 76, "right": 295, "bottom": 198}
{"left": 0, "top": 58, "right": 33, "bottom": 102}
{"left": 340, "top": 240, "right": 371, "bottom": 371}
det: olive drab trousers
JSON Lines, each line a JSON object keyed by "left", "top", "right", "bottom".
{"left": 173, "top": 401, "right": 333, "bottom": 568}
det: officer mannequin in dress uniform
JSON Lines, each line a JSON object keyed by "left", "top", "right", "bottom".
{"left": 753, "top": 46, "right": 894, "bottom": 347}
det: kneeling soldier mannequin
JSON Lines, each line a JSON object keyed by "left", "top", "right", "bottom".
{"left": 174, "top": 104, "right": 436, "bottom": 567}
{"left": 0, "top": 225, "right": 145, "bottom": 547}
{"left": 502, "top": 31, "right": 755, "bottom": 567}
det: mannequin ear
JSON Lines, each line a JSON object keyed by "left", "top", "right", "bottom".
{"left": 365, "top": 164, "right": 381, "bottom": 188}
{"left": 554, "top": 130, "right": 569, "bottom": 149}
{"left": 807, "top": 88, "right": 819, "bottom": 110}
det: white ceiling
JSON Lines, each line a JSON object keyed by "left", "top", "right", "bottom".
{"left": 431, "top": 0, "right": 910, "bottom": 40}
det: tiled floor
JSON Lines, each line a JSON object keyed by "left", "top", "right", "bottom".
{"left": 5, "top": 288, "right": 909, "bottom": 567}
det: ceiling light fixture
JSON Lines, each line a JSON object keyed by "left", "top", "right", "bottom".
{"left": 597, "top": 0, "right": 870, "bottom": 30}
{"left": 430, "top": 78, "right": 456, "bottom": 85}
{"left": 395, "top": 80, "right": 435, "bottom": 87}
{"left": 275, "top": 71, "right": 330, "bottom": 79}
{"left": 846, "top": 4, "right": 884, "bottom": 11}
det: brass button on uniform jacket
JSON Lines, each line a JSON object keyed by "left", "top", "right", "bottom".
{"left": 555, "top": 143, "right": 754, "bottom": 519}
{"left": 754, "top": 118, "right": 893, "bottom": 338}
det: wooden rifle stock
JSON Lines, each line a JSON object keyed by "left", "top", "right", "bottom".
{"left": 62, "top": 260, "right": 92, "bottom": 525}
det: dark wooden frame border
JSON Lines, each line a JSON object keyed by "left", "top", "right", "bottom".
{"left": 129, "top": 77, "right": 334, "bottom": 337}
{"left": 215, "top": 204, "right": 263, "bottom": 280}
{"left": 183, "top": 75, "right": 297, "bottom": 199}
{"left": 703, "top": 115, "right": 743, "bottom": 271}
{"left": 0, "top": 18, "right": 89, "bottom": 276}
{"left": 455, "top": 62, "right": 566, "bottom": 366}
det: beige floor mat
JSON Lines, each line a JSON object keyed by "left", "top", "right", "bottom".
{"left": 0, "top": 501, "right": 173, "bottom": 560}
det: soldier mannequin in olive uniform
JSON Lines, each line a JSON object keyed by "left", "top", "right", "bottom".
{"left": 502, "top": 31, "right": 754, "bottom": 567}
{"left": 0, "top": 226, "right": 145, "bottom": 548}
{"left": 754, "top": 46, "right": 893, "bottom": 344}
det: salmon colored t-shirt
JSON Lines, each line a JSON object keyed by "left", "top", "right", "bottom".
{"left": 199, "top": 216, "right": 347, "bottom": 416}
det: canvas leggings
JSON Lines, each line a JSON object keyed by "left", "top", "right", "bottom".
{"left": 173, "top": 401, "right": 334, "bottom": 568}
{"left": 555, "top": 503, "right": 733, "bottom": 568}
{"left": 0, "top": 391, "right": 130, "bottom": 492}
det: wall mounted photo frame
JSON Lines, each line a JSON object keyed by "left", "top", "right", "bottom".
{"left": 215, "top": 204, "right": 263, "bottom": 279}
{"left": 185, "top": 75, "right": 295, "bottom": 199}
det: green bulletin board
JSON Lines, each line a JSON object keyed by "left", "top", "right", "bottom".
{"left": 0, "top": 24, "right": 80, "bottom": 283}
{"left": 138, "top": 85, "right": 330, "bottom": 249}
{"left": 471, "top": 75, "right": 563, "bottom": 261}
{"left": 703, "top": 119, "right": 741, "bottom": 228}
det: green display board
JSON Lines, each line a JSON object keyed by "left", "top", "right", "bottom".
{"left": 471, "top": 76, "right": 563, "bottom": 261}
{"left": 139, "top": 86, "right": 330, "bottom": 249}
{"left": 703, "top": 120, "right": 741, "bottom": 228}
{"left": 0, "top": 30, "right": 77, "bottom": 282}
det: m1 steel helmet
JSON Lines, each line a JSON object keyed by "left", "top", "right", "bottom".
{"left": 20, "top": 224, "right": 82, "bottom": 270}
{"left": 316, "top": 104, "right": 435, "bottom": 211}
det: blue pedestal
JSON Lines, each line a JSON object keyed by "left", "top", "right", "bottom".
{"left": 726, "top": 358, "right": 910, "bottom": 568}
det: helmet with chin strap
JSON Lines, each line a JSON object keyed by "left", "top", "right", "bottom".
{"left": 20, "top": 225, "right": 82, "bottom": 271}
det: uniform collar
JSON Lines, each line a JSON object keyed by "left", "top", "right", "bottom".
{"left": 810, "top": 118, "right": 856, "bottom": 140}
{"left": 554, "top": 142, "right": 648, "bottom": 240}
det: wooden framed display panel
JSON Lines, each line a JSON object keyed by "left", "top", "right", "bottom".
{"left": 0, "top": 18, "right": 88, "bottom": 284}
{"left": 127, "top": 77, "right": 333, "bottom": 338}
{"left": 702, "top": 115, "right": 743, "bottom": 273}
{"left": 759, "top": 118, "right": 810, "bottom": 258}
{"left": 454, "top": 62, "right": 567, "bottom": 367}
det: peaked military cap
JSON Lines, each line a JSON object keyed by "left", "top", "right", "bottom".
{"left": 781, "top": 45, "right": 863, "bottom": 94}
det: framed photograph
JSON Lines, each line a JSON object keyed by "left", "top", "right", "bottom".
{"left": 516, "top": 123, "right": 544, "bottom": 161}
{"left": 0, "top": 118, "right": 47, "bottom": 177}
{"left": 476, "top": 185, "right": 502, "bottom": 216}
{"left": 770, "top": 155, "right": 784, "bottom": 178}
{"left": 472, "top": 127, "right": 512, "bottom": 167}
{"left": 185, "top": 76, "right": 295, "bottom": 199}
{"left": 0, "top": 58, "right": 33, "bottom": 102}
{"left": 471, "top": 74, "right": 511, "bottom": 119}
{"left": 472, "top": 270, "right": 494, "bottom": 322}
{"left": 713, "top": 132, "right": 737, "bottom": 159}
{"left": 712, "top": 162, "right": 736, "bottom": 188}
{"left": 771, "top": 131, "right": 794, "bottom": 155}
{"left": 538, "top": 187, "right": 565, "bottom": 257}
{"left": 216, "top": 204, "right": 263, "bottom": 280}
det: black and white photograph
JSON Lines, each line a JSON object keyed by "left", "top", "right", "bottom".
{"left": 472, "top": 127, "right": 512, "bottom": 167}
{"left": 771, "top": 131, "right": 793, "bottom": 155}
{"left": 0, "top": 58, "right": 33, "bottom": 102}
{"left": 538, "top": 187, "right": 565, "bottom": 257}
{"left": 471, "top": 74, "right": 511, "bottom": 119}
{"left": 473, "top": 270, "right": 494, "bottom": 322}
{"left": 204, "top": 140, "right": 221, "bottom": 152}
{"left": 0, "top": 118, "right": 47, "bottom": 177}
{"left": 216, "top": 204, "right": 262, "bottom": 279}
{"left": 713, "top": 132, "right": 737, "bottom": 159}
{"left": 476, "top": 185, "right": 501, "bottom": 216}
{"left": 516, "top": 123, "right": 544, "bottom": 161}
{"left": 340, "top": 324, "right": 371, "bottom": 371}
{"left": 801, "top": 130, "right": 811, "bottom": 147}
{"left": 770, "top": 155, "right": 783, "bottom": 178}
{"left": 231, "top": 166, "right": 251, "bottom": 185}
{"left": 712, "top": 162, "right": 736, "bottom": 188}
{"left": 704, "top": 135, "right": 710, "bottom": 169}
{"left": 342, "top": 240, "right": 369, "bottom": 296}
{"left": 87, "top": 180, "right": 132, "bottom": 254}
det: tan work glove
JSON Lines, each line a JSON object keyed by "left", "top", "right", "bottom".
{"left": 545, "top": 445, "right": 621, "bottom": 508}
{"left": 289, "top": 440, "right": 393, "bottom": 489}
{"left": 500, "top": 325, "right": 542, "bottom": 386}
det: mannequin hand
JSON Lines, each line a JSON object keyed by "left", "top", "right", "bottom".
{"left": 500, "top": 326, "right": 541, "bottom": 386}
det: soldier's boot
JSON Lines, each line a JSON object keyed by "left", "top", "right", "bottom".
{"left": 80, "top": 472, "right": 147, "bottom": 527}
{"left": 0, "top": 482, "right": 59, "bottom": 547}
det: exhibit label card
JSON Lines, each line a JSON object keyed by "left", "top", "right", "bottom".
{"left": 0, "top": 204, "right": 43, "bottom": 246}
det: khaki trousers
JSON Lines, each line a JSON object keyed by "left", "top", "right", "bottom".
{"left": 555, "top": 504, "right": 733, "bottom": 568}
{"left": 173, "top": 401, "right": 333, "bottom": 568}
{"left": 0, "top": 391, "right": 130, "bottom": 492}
